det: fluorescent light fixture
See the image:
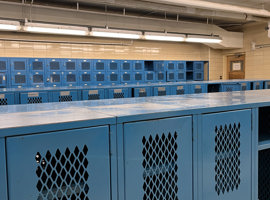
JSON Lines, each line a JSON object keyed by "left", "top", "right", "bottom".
{"left": 144, "top": 32, "right": 185, "bottom": 42}
{"left": 186, "top": 35, "right": 222, "bottom": 43}
{"left": 24, "top": 22, "right": 89, "bottom": 36}
{"left": 91, "top": 28, "right": 142, "bottom": 39}
{"left": 0, "top": 20, "right": 20, "bottom": 31}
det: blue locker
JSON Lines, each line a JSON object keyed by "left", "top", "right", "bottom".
{"left": 264, "top": 81, "right": 270, "bottom": 89}
{"left": 108, "top": 72, "right": 120, "bottom": 85}
{"left": 194, "top": 71, "right": 204, "bottom": 81}
{"left": 82, "top": 89, "right": 105, "bottom": 100}
{"left": 170, "top": 84, "right": 187, "bottom": 95}
{"left": 0, "top": 92, "right": 14, "bottom": 105}
{"left": 154, "top": 61, "right": 165, "bottom": 71}
{"left": 189, "top": 83, "right": 207, "bottom": 94}
{"left": 79, "top": 72, "right": 92, "bottom": 86}
{"left": 78, "top": 59, "right": 92, "bottom": 86}
{"left": 123, "top": 116, "right": 192, "bottom": 200}
{"left": 29, "top": 58, "right": 45, "bottom": 88}
{"left": 0, "top": 58, "right": 9, "bottom": 88}
{"left": 176, "top": 71, "right": 186, "bottom": 81}
{"left": 94, "top": 72, "right": 107, "bottom": 86}
{"left": 108, "top": 88, "right": 129, "bottom": 99}
{"left": 133, "top": 72, "right": 144, "bottom": 84}
{"left": 252, "top": 81, "right": 264, "bottom": 90}
{"left": 153, "top": 86, "right": 170, "bottom": 96}
{"left": 176, "top": 61, "right": 186, "bottom": 71}
{"left": 156, "top": 71, "right": 166, "bottom": 82}
{"left": 63, "top": 59, "right": 77, "bottom": 72}
{"left": 20, "top": 91, "right": 48, "bottom": 104}
{"left": 221, "top": 83, "right": 241, "bottom": 92}
{"left": 63, "top": 72, "right": 77, "bottom": 87}
{"left": 51, "top": 90, "right": 78, "bottom": 102}
{"left": 167, "top": 71, "right": 176, "bottom": 82}
{"left": 120, "top": 60, "right": 132, "bottom": 72}
{"left": 121, "top": 71, "right": 133, "bottom": 84}
{"left": 93, "top": 59, "right": 107, "bottom": 72}
{"left": 144, "top": 72, "right": 155, "bottom": 83}
{"left": 199, "top": 110, "right": 252, "bottom": 200}
{"left": 46, "top": 59, "right": 63, "bottom": 87}
{"left": 165, "top": 61, "right": 176, "bottom": 71}
{"left": 6, "top": 126, "right": 111, "bottom": 200}
{"left": 108, "top": 60, "right": 120, "bottom": 72}
{"left": 133, "top": 87, "right": 151, "bottom": 97}
{"left": 194, "top": 61, "right": 204, "bottom": 71}
{"left": 10, "top": 58, "right": 28, "bottom": 88}
{"left": 133, "top": 61, "right": 144, "bottom": 71}
{"left": 240, "top": 82, "right": 251, "bottom": 91}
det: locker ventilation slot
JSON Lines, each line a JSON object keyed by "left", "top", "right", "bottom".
{"left": 96, "top": 74, "right": 104, "bottom": 82}
{"left": 135, "top": 74, "right": 142, "bottom": 81}
{"left": 88, "top": 94, "right": 100, "bottom": 100}
{"left": 0, "top": 61, "right": 6, "bottom": 70}
{"left": 82, "top": 74, "right": 91, "bottom": 82}
{"left": 259, "top": 148, "right": 270, "bottom": 200}
{"left": 214, "top": 123, "right": 241, "bottom": 196}
{"left": 110, "top": 74, "right": 118, "bottom": 82}
{"left": 35, "top": 145, "right": 89, "bottom": 200}
{"left": 139, "top": 92, "right": 147, "bottom": 97}
{"left": 142, "top": 132, "right": 178, "bottom": 200}
{"left": 194, "top": 88, "right": 202, "bottom": 93}
{"left": 0, "top": 98, "right": 8, "bottom": 105}
{"left": 157, "top": 73, "right": 164, "bottom": 81}
{"left": 59, "top": 96, "right": 73, "bottom": 102}
{"left": 28, "top": 97, "right": 43, "bottom": 104}
{"left": 158, "top": 91, "right": 166, "bottom": 96}
{"left": 113, "top": 93, "right": 124, "bottom": 98}
{"left": 176, "top": 89, "right": 184, "bottom": 95}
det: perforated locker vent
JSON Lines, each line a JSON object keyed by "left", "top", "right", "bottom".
{"left": 15, "top": 75, "right": 26, "bottom": 84}
{"left": 177, "top": 73, "right": 184, "bottom": 80}
{"left": 81, "top": 62, "right": 90, "bottom": 70}
{"left": 139, "top": 92, "right": 147, "bottom": 97}
{"left": 168, "top": 72, "right": 175, "bottom": 80}
{"left": 110, "top": 63, "right": 117, "bottom": 70}
{"left": 96, "top": 74, "right": 105, "bottom": 82}
{"left": 59, "top": 95, "right": 72, "bottom": 102}
{"left": 0, "top": 98, "right": 8, "bottom": 105}
{"left": 135, "top": 74, "right": 142, "bottom": 81}
{"left": 110, "top": 74, "right": 118, "bottom": 82}
{"left": 146, "top": 73, "right": 154, "bottom": 81}
{"left": 33, "top": 62, "right": 43, "bottom": 71}
{"left": 259, "top": 148, "right": 270, "bottom": 200}
{"left": 33, "top": 75, "right": 44, "bottom": 83}
{"left": 194, "top": 88, "right": 202, "bottom": 94}
{"left": 135, "top": 63, "right": 142, "bottom": 70}
{"left": 82, "top": 74, "right": 91, "bottom": 82}
{"left": 113, "top": 93, "right": 124, "bottom": 98}
{"left": 123, "top": 74, "right": 131, "bottom": 81}
{"left": 176, "top": 89, "right": 184, "bottom": 95}
{"left": 142, "top": 132, "right": 178, "bottom": 200}
{"left": 88, "top": 94, "right": 100, "bottom": 100}
{"left": 0, "top": 61, "right": 6, "bottom": 70}
{"left": 67, "top": 74, "right": 76, "bottom": 82}
{"left": 28, "top": 97, "right": 43, "bottom": 104}
{"left": 158, "top": 91, "right": 166, "bottom": 96}
{"left": 157, "top": 73, "right": 164, "bottom": 81}
{"left": 177, "top": 63, "right": 184, "bottom": 71}
{"left": 35, "top": 145, "right": 89, "bottom": 200}
{"left": 214, "top": 123, "right": 241, "bottom": 196}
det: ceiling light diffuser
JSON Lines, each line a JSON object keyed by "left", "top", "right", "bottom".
{"left": 91, "top": 28, "right": 142, "bottom": 39}
{"left": 144, "top": 32, "right": 185, "bottom": 42}
{"left": 186, "top": 35, "right": 222, "bottom": 43}
{"left": 0, "top": 20, "right": 21, "bottom": 31}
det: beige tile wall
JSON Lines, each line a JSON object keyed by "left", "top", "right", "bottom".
{"left": 0, "top": 32, "right": 224, "bottom": 80}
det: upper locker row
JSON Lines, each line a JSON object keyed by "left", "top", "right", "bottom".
{"left": 0, "top": 58, "right": 205, "bottom": 88}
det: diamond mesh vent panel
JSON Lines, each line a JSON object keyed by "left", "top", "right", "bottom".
{"left": 110, "top": 74, "right": 118, "bottom": 82}
{"left": 168, "top": 63, "right": 175, "bottom": 70}
{"left": 14, "top": 61, "right": 25, "bottom": 70}
{"left": 35, "top": 145, "right": 89, "bottom": 200}
{"left": 96, "top": 63, "right": 104, "bottom": 70}
{"left": 33, "top": 62, "right": 43, "bottom": 70}
{"left": 176, "top": 90, "right": 184, "bottom": 95}
{"left": 139, "top": 92, "right": 147, "bottom": 97}
{"left": 135, "top": 74, "right": 142, "bottom": 81}
{"left": 59, "top": 96, "right": 72, "bottom": 102}
{"left": 67, "top": 74, "right": 76, "bottom": 82}
{"left": 113, "top": 93, "right": 124, "bottom": 98}
{"left": 177, "top": 73, "right": 184, "bottom": 80}
{"left": 110, "top": 63, "right": 117, "bottom": 70}
{"left": 146, "top": 74, "right": 153, "bottom": 81}
{"left": 88, "top": 94, "right": 100, "bottom": 100}
{"left": 28, "top": 97, "right": 43, "bottom": 104}
{"left": 0, "top": 61, "right": 6, "bottom": 70}
{"left": 50, "top": 62, "right": 60, "bottom": 70}
{"left": 82, "top": 74, "right": 91, "bottom": 82}
{"left": 96, "top": 74, "right": 105, "bottom": 82}
{"left": 15, "top": 75, "right": 26, "bottom": 84}
{"left": 123, "top": 74, "right": 130, "bottom": 81}
{"left": 135, "top": 63, "right": 142, "bottom": 70}
{"left": 259, "top": 149, "right": 270, "bottom": 200}
{"left": 194, "top": 88, "right": 202, "bottom": 93}
{"left": 66, "top": 62, "right": 76, "bottom": 70}
{"left": 81, "top": 62, "right": 90, "bottom": 70}
{"left": 214, "top": 123, "right": 241, "bottom": 196}
{"left": 169, "top": 73, "right": 175, "bottom": 80}
{"left": 142, "top": 132, "right": 179, "bottom": 200}
{"left": 177, "top": 63, "right": 184, "bottom": 71}
{"left": 51, "top": 75, "right": 60, "bottom": 83}
{"left": 157, "top": 73, "right": 164, "bottom": 81}
{"left": 0, "top": 98, "right": 8, "bottom": 105}
{"left": 123, "top": 63, "right": 130, "bottom": 70}
{"left": 33, "top": 75, "right": 44, "bottom": 83}
{"left": 158, "top": 91, "right": 166, "bottom": 96}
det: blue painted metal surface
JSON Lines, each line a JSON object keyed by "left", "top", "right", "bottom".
{"left": 108, "top": 60, "right": 120, "bottom": 72}
{"left": 165, "top": 61, "right": 176, "bottom": 71}
{"left": 10, "top": 58, "right": 28, "bottom": 88}
{"left": 264, "top": 81, "right": 270, "bottom": 89}
{"left": 120, "top": 60, "right": 132, "bottom": 71}
{"left": 176, "top": 61, "right": 186, "bottom": 71}
{"left": 154, "top": 61, "right": 165, "bottom": 71}
{"left": 133, "top": 86, "right": 151, "bottom": 97}
{"left": 20, "top": 91, "right": 49, "bottom": 104}
{"left": 108, "top": 87, "right": 130, "bottom": 99}
{"left": 189, "top": 82, "right": 207, "bottom": 94}
{"left": 29, "top": 58, "right": 45, "bottom": 88}
{"left": 170, "top": 83, "right": 188, "bottom": 95}
{"left": 199, "top": 110, "right": 252, "bottom": 200}
{"left": 121, "top": 71, "right": 133, "bottom": 84}
{"left": 94, "top": 71, "right": 107, "bottom": 86}
{"left": 50, "top": 90, "right": 78, "bottom": 102}
{"left": 123, "top": 116, "right": 192, "bottom": 200}
{"left": 93, "top": 59, "right": 107, "bottom": 72}
{"left": 108, "top": 72, "right": 120, "bottom": 85}
{"left": 133, "top": 72, "right": 144, "bottom": 84}
{"left": 0, "top": 58, "right": 9, "bottom": 88}
{"left": 166, "top": 71, "right": 176, "bottom": 82}
{"left": 221, "top": 83, "right": 241, "bottom": 92}
{"left": 144, "top": 71, "right": 155, "bottom": 83}
{"left": 252, "top": 80, "right": 264, "bottom": 90}
{"left": 78, "top": 59, "right": 92, "bottom": 87}
{"left": 46, "top": 59, "right": 63, "bottom": 87}
{"left": 133, "top": 60, "right": 144, "bottom": 71}
{"left": 82, "top": 88, "right": 105, "bottom": 100}
{"left": 0, "top": 138, "right": 8, "bottom": 200}
{"left": 153, "top": 85, "right": 170, "bottom": 96}
{"left": 6, "top": 126, "right": 111, "bottom": 200}
{"left": 63, "top": 71, "right": 78, "bottom": 87}
{"left": 155, "top": 71, "right": 166, "bottom": 82}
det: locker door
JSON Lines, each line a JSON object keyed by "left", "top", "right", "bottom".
{"left": 124, "top": 116, "right": 192, "bottom": 200}
{"left": 0, "top": 73, "right": 6, "bottom": 87}
{"left": 6, "top": 126, "right": 111, "bottom": 200}
{"left": 201, "top": 110, "right": 252, "bottom": 200}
